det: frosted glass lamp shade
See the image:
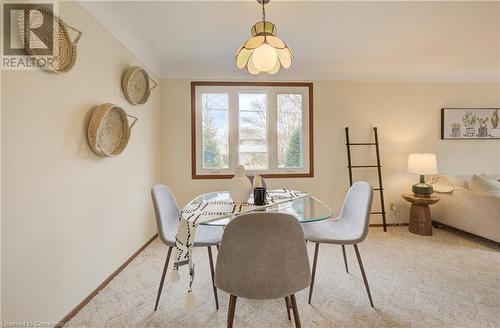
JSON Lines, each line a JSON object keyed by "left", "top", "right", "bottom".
{"left": 407, "top": 154, "right": 438, "bottom": 175}
{"left": 251, "top": 43, "right": 278, "bottom": 71}
{"left": 235, "top": 21, "right": 293, "bottom": 75}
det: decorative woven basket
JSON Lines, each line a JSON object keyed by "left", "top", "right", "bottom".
{"left": 18, "top": 5, "right": 82, "bottom": 73}
{"left": 88, "top": 103, "right": 138, "bottom": 157}
{"left": 121, "top": 66, "right": 158, "bottom": 105}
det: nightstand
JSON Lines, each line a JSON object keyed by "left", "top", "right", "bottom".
{"left": 402, "top": 194, "right": 440, "bottom": 236}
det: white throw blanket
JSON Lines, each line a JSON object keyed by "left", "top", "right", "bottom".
{"left": 170, "top": 189, "right": 308, "bottom": 307}
{"left": 427, "top": 175, "right": 463, "bottom": 193}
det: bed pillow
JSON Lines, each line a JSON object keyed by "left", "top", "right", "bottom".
{"left": 468, "top": 174, "right": 500, "bottom": 195}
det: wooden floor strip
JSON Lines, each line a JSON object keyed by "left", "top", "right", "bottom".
{"left": 56, "top": 234, "right": 158, "bottom": 327}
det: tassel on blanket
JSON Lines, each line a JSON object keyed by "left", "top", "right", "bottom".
{"left": 183, "top": 263, "right": 197, "bottom": 308}
{"left": 168, "top": 268, "right": 180, "bottom": 282}
{"left": 184, "top": 290, "right": 198, "bottom": 308}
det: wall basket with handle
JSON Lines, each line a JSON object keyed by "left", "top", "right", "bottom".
{"left": 18, "top": 4, "right": 82, "bottom": 73}
{"left": 121, "top": 66, "right": 158, "bottom": 105}
{"left": 87, "top": 103, "right": 138, "bottom": 157}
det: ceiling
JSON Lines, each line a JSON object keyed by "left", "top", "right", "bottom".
{"left": 80, "top": 1, "right": 500, "bottom": 82}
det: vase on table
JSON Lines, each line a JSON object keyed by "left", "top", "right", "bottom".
{"left": 252, "top": 174, "right": 264, "bottom": 189}
{"left": 229, "top": 165, "right": 251, "bottom": 204}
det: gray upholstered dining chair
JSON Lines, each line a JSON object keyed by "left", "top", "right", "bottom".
{"left": 215, "top": 212, "right": 310, "bottom": 328}
{"left": 151, "top": 184, "right": 223, "bottom": 311}
{"left": 302, "top": 181, "right": 374, "bottom": 307}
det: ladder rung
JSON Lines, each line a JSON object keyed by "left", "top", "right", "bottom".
{"left": 348, "top": 165, "right": 380, "bottom": 168}
{"left": 347, "top": 143, "right": 377, "bottom": 146}
{"left": 345, "top": 126, "right": 387, "bottom": 232}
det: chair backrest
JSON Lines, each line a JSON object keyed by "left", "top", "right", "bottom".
{"left": 338, "top": 181, "right": 373, "bottom": 242}
{"left": 215, "top": 212, "right": 310, "bottom": 300}
{"left": 151, "top": 184, "right": 180, "bottom": 245}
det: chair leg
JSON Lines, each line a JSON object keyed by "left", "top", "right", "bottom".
{"left": 308, "top": 243, "right": 319, "bottom": 304}
{"left": 353, "top": 244, "right": 374, "bottom": 308}
{"left": 227, "top": 294, "right": 237, "bottom": 328}
{"left": 207, "top": 246, "right": 219, "bottom": 310}
{"left": 154, "top": 246, "right": 172, "bottom": 311}
{"left": 290, "top": 294, "right": 302, "bottom": 328}
{"left": 341, "top": 244, "right": 349, "bottom": 273}
{"left": 285, "top": 296, "right": 291, "bottom": 320}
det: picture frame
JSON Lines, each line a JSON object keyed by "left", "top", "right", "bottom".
{"left": 441, "top": 108, "right": 500, "bottom": 140}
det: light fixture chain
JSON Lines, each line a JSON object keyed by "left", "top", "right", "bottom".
{"left": 262, "top": 0, "right": 266, "bottom": 22}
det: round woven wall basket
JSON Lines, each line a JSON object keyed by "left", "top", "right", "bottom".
{"left": 88, "top": 103, "right": 138, "bottom": 157}
{"left": 18, "top": 5, "right": 82, "bottom": 73}
{"left": 121, "top": 66, "right": 158, "bottom": 105}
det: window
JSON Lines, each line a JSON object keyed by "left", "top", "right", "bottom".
{"left": 201, "top": 93, "right": 229, "bottom": 169}
{"left": 192, "top": 82, "right": 313, "bottom": 178}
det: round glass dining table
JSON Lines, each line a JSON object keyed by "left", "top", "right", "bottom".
{"left": 191, "top": 191, "right": 333, "bottom": 226}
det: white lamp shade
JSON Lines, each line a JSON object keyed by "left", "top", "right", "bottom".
{"left": 407, "top": 154, "right": 438, "bottom": 175}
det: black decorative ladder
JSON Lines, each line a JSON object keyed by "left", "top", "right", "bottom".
{"left": 345, "top": 127, "right": 387, "bottom": 232}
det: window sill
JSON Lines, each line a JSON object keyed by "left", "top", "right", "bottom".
{"left": 191, "top": 172, "right": 314, "bottom": 179}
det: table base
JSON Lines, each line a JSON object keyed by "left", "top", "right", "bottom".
{"left": 408, "top": 203, "right": 432, "bottom": 236}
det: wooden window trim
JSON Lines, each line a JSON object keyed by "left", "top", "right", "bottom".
{"left": 191, "top": 81, "right": 314, "bottom": 179}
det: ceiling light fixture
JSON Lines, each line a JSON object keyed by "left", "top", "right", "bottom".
{"left": 235, "top": 0, "right": 293, "bottom": 75}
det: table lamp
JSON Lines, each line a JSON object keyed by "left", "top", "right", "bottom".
{"left": 407, "top": 153, "right": 438, "bottom": 197}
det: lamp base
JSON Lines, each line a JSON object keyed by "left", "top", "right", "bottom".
{"left": 412, "top": 183, "right": 433, "bottom": 198}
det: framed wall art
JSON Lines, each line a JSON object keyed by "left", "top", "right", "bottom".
{"left": 441, "top": 108, "right": 500, "bottom": 140}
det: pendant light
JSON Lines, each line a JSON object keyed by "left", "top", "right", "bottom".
{"left": 235, "top": 0, "right": 293, "bottom": 75}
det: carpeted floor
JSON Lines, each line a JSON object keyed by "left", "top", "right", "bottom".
{"left": 66, "top": 226, "right": 499, "bottom": 328}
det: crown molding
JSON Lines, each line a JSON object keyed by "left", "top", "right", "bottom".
{"left": 161, "top": 60, "right": 500, "bottom": 83}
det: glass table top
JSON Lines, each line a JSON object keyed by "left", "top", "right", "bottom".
{"left": 189, "top": 191, "right": 333, "bottom": 226}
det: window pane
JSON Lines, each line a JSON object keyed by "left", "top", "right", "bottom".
{"left": 277, "top": 94, "right": 304, "bottom": 168}
{"left": 238, "top": 93, "right": 268, "bottom": 170}
{"left": 202, "top": 94, "right": 229, "bottom": 169}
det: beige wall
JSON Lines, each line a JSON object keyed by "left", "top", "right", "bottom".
{"left": 160, "top": 80, "right": 500, "bottom": 223}
{"left": 1, "top": 2, "right": 161, "bottom": 323}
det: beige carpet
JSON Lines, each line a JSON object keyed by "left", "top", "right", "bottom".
{"left": 66, "top": 226, "right": 499, "bottom": 328}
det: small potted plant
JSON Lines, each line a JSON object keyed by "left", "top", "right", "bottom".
{"left": 462, "top": 111, "right": 476, "bottom": 137}
{"left": 450, "top": 123, "right": 461, "bottom": 137}
{"left": 477, "top": 117, "right": 489, "bottom": 137}
{"left": 491, "top": 109, "right": 500, "bottom": 137}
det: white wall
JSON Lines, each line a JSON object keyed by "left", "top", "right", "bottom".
{"left": 160, "top": 80, "right": 500, "bottom": 224}
{"left": 1, "top": 2, "right": 161, "bottom": 323}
